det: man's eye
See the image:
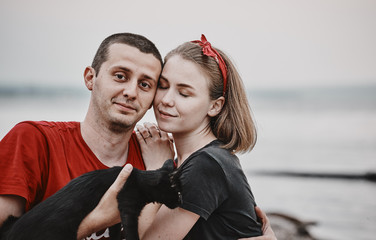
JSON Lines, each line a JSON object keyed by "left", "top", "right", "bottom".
{"left": 115, "top": 74, "right": 126, "bottom": 81}
{"left": 140, "top": 82, "right": 151, "bottom": 89}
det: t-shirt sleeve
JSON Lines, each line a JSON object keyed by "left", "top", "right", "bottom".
{"left": 179, "top": 152, "right": 228, "bottom": 220}
{"left": 127, "top": 132, "right": 145, "bottom": 170}
{"left": 0, "top": 122, "right": 48, "bottom": 210}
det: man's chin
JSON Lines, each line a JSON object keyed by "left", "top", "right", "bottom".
{"left": 108, "top": 118, "right": 135, "bottom": 133}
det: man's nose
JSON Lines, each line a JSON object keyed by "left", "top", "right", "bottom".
{"left": 122, "top": 79, "right": 138, "bottom": 99}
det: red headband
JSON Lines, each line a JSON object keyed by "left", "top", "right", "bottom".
{"left": 191, "top": 34, "right": 228, "bottom": 96}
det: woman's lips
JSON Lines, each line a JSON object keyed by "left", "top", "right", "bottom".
{"left": 158, "top": 109, "right": 176, "bottom": 118}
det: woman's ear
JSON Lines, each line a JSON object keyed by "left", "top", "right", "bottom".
{"left": 84, "top": 66, "right": 96, "bottom": 91}
{"left": 208, "top": 96, "right": 225, "bottom": 117}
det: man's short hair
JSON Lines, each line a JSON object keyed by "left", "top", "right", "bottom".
{"left": 92, "top": 33, "right": 163, "bottom": 76}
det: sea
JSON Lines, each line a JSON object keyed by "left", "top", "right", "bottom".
{"left": 0, "top": 84, "right": 375, "bottom": 240}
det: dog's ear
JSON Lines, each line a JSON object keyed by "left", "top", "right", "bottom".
{"left": 161, "top": 159, "right": 175, "bottom": 172}
{"left": 0, "top": 215, "right": 19, "bottom": 238}
{"left": 137, "top": 159, "right": 175, "bottom": 186}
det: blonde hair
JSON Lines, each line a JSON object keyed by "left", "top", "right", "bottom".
{"left": 165, "top": 41, "right": 257, "bottom": 153}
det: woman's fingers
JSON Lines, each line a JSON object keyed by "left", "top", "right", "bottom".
{"left": 144, "top": 122, "right": 161, "bottom": 138}
{"left": 136, "top": 124, "right": 152, "bottom": 142}
{"left": 136, "top": 123, "right": 161, "bottom": 141}
{"left": 135, "top": 122, "right": 175, "bottom": 170}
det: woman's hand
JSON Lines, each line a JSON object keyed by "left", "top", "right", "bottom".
{"left": 136, "top": 122, "right": 175, "bottom": 170}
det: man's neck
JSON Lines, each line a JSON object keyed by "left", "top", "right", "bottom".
{"left": 80, "top": 118, "right": 134, "bottom": 167}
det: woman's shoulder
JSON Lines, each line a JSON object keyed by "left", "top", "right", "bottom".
{"left": 189, "top": 140, "right": 239, "bottom": 168}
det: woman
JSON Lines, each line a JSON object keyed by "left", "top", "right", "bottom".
{"left": 137, "top": 34, "right": 264, "bottom": 239}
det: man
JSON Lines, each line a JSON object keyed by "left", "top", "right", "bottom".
{"left": 0, "top": 33, "right": 275, "bottom": 239}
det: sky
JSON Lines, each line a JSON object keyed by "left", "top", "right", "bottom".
{"left": 0, "top": 0, "right": 375, "bottom": 90}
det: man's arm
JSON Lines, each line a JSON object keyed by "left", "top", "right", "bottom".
{"left": 0, "top": 195, "right": 25, "bottom": 227}
{"left": 239, "top": 206, "right": 277, "bottom": 240}
{"left": 77, "top": 164, "right": 133, "bottom": 239}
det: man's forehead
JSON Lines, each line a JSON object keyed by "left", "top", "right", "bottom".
{"left": 107, "top": 43, "right": 156, "bottom": 60}
{"left": 106, "top": 44, "right": 162, "bottom": 77}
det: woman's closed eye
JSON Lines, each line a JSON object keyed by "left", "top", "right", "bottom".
{"left": 179, "top": 91, "right": 190, "bottom": 97}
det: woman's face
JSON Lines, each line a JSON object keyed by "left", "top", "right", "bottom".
{"left": 153, "top": 55, "right": 214, "bottom": 135}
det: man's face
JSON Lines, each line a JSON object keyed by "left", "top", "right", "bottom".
{"left": 87, "top": 43, "right": 162, "bottom": 132}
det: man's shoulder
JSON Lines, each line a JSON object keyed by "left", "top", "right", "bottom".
{"left": 17, "top": 121, "right": 80, "bottom": 131}
{"left": 11, "top": 121, "right": 80, "bottom": 139}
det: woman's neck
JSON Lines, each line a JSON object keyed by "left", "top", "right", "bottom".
{"left": 173, "top": 131, "right": 217, "bottom": 166}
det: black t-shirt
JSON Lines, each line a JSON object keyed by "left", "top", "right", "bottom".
{"left": 179, "top": 140, "right": 262, "bottom": 239}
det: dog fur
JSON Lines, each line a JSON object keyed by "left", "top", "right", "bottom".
{"left": 0, "top": 159, "right": 181, "bottom": 240}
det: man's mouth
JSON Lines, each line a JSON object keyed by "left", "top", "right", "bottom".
{"left": 114, "top": 101, "right": 137, "bottom": 112}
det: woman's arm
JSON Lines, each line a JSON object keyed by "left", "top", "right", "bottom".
{"left": 138, "top": 203, "right": 162, "bottom": 238}
{"left": 142, "top": 205, "right": 199, "bottom": 240}
{"left": 0, "top": 195, "right": 25, "bottom": 227}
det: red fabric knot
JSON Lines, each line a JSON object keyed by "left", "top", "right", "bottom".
{"left": 191, "top": 34, "right": 228, "bottom": 96}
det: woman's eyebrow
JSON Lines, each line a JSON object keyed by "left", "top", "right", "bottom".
{"left": 160, "top": 74, "right": 169, "bottom": 82}
{"left": 160, "top": 75, "right": 194, "bottom": 89}
{"left": 177, "top": 83, "right": 194, "bottom": 89}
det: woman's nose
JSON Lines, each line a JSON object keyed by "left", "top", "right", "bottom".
{"left": 160, "top": 89, "right": 175, "bottom": 107}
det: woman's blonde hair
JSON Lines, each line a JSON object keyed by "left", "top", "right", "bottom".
{"left": 165, "top": 41, "right": 257, "bottom": 153}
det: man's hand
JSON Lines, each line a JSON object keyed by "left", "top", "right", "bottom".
{"left": 239, "top": 206, "right": 277, "bottom": 240}
{"left": 76, "top": 164, "right": 133, "bottom": 239}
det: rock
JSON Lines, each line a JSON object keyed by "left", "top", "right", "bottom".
{"left": 268, "top": 212, "right": 317, "bottom": 240}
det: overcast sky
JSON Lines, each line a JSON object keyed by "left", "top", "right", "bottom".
{"left": 0, "top": 0, "right": 375, "bottom": 89}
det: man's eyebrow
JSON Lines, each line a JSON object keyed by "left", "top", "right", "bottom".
{"left": 115, "top": 66, "right": 157, "bottom": 82}
{"left": 115, "top": 66, "right": 131, "bottom": 73}
{"left": 142, "top": 73, "right": 157, "bottom": 82}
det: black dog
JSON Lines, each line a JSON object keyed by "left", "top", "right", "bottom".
{"left": 0, "top": 159, "right": 181, "bottom": 240}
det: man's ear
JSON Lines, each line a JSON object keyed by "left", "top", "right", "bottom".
{"left": 84, "top": 66, "right": 96, "bottom": 91}
{"left": 208, "top": 96, "right": 225, "bottom": 117}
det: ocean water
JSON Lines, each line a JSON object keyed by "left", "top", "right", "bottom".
{"left": 0, "top": 84, "right": 375, "bottom": 240}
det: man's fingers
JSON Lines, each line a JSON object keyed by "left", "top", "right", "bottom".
{"left": 253, "top": 206, "right": 277, "bottom": 240}
{"left": 255, "top": 206, "right": 266, "bottom": 222}
{"left": 109, "top": 164, "right": 133, "bottom": 193}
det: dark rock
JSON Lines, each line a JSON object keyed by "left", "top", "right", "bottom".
{"left": 268, "top": 212, "right": 317, "bottom": 240}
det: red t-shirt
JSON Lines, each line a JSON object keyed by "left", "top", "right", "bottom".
{"left": 0, "top": 121, "right": 145, "bottom": 239}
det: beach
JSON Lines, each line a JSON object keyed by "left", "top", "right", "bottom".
{"left": 0, "top": 84, "right": 375, "bottom": 240}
